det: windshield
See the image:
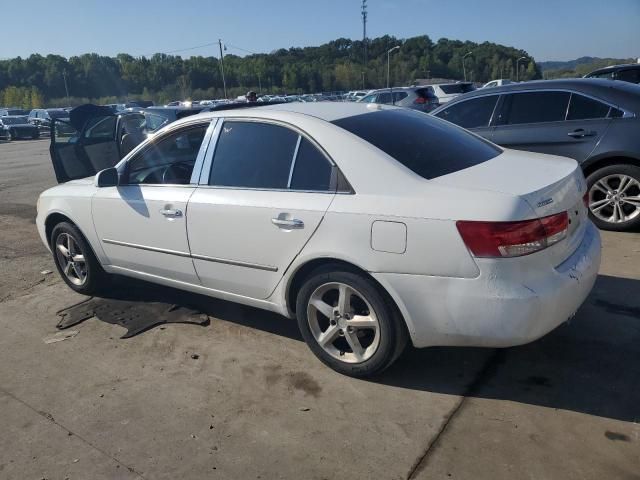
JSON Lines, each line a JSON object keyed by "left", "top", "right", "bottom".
{"left": 439, "top": 83, "right": 476, "bottom": 94}
{"left": 0, "top": 116, "right": 28, "bottom": 125}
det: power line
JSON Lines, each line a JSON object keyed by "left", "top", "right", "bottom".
{"left": 135, "top": 41, "right": 259, "bottom": 59}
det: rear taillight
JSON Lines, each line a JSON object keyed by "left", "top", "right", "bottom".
{"left": 414, "top": 97, "right": 427, "bottom": 104}
{"left": 456, "top": 212, "right": 569, "bottom": 258}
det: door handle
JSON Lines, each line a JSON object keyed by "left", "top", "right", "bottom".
{"left": 271, "top": 217, "right": 304, "bottom": 229}
{"left": 160, "top": 208, "right": 183, "bottom": 217}
{"left": 567, "top": 129, "right": 596, "bottom": 138}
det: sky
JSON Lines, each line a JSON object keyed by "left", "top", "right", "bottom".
{"left": 1, "top": 0, "right": 638, "bottom": 62}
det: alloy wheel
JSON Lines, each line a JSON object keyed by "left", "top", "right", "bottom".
{"left": 589, "top": 174, "right": 640, "bottom": 224}
{"left": 307, "top": 282, "right": 381, "bottom": 363}
{"left": 55, "top": 233, "right": 88, "bottom": 286}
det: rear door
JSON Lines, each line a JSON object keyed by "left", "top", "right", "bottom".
{"left": 433, "top": 94, "right": 501, "bottom": 141}
{"left": 50, "top": 110, "right": 121, "bottom": 183}
{"left": 491, "top": 90, "right": 612, "bottom": 161}
{"left": 187, "top": 119, "right": 337, "bottom": 299}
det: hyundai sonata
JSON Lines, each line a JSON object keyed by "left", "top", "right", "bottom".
{"left": 37, "top": 102, "right": 601, "bottom": 377}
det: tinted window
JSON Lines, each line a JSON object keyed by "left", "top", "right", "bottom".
{"left": 210, "top": 121, "right": 298, "bottom": 189}
{"left": 439, "top": 83, "right": 475, "bottom": 94}
{"left": 84, "top": 116, "right": 116, "bottom": 139}
{"left": 416, "top": 88, "right": 436, "bottom": 99}
{"left": 566, "top": 94, "right": 611, "bottom": 120}
{"left": 616, "top": 69, "right": 640, "bottom": 84}
{"left": 588, "top": 71, "right": 615, "bottom": 79}
{"left": 503, "top": 92, "right": 570, "bottom": 124}
{"left": 127, "top": 125, "right": 207, "bottom": 185}
{"left": 290, "top": 138, "right": 333, "bottom": 191}
{"left": 436, "top": 95, "right": 499, "bottom": 129}
{"left": 47, "top": 110, "right": 68, "bottom": 119}
{"left": 609, "top": 108, "right": 624, "bottom": 118}
{"left": 332, "top": 110, "right": 500, "bottom": 180}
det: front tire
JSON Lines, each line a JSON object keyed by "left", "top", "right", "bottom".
{"left": 50, "top": 222, "right": 107, "bottom": 295}
{"left": 586, "top": 164, "right": 640, "bottom": 231}
{"left": 296, "top": 267, "right": 407, "bottom": 377}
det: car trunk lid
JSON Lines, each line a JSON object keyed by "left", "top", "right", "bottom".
{"left": 432, "top": 148, "right": 588, "bottom": 265}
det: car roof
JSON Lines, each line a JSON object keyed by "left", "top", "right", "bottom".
{"left": 588, "top": 64, "right": 640, "bottom": 74}
{"left": 436, "top": 78, "right": 640, "bottom": 112}
{"left": 259, "top": 101, "right": 396, "bottom": 121}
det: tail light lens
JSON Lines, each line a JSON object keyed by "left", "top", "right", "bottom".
{"left": 456, "top": 212, "right": 569, "bottom": 258}
{"left": 414, "top": 97, "right": 427, "bottom": 104}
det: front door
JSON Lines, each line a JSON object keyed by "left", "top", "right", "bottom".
{"left": 92, "top": 121, "right": 212, "bottom": 284}
{"left": 491, "top": 91, "right": 612, "bottom": 161}
{"left": 187, "top": 120, "right": 337, "bottom": 299}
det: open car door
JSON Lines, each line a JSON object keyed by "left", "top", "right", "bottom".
{"left": 49, "top": 104, "right": 121, "bottom": 183}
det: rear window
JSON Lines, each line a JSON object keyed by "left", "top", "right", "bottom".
{"left": 332, "top": 109, "right": 500, "bottom": 180}
{"left": 439, "top": 83, "right": 475, "bottom": 94}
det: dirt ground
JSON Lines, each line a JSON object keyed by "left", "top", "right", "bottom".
{"left": 0, "top": 139, "right": 638, "bottom": 479}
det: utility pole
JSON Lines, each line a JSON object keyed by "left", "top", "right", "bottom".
{"left": 516, "top": 56, "right": 527, "bottom": 82}
{"left": 62, "top": 69, "right": 70, "bottom": 101}
{"left": 462, "top": 52, "right": 473, "bottom": 82}
{"left": 361, "top": 0, "right": 368, "bottom": 67}
{"left": 218, "top": 39, "right": 228, "bottom": 99}
{"left": 387, "top": 46, "right": 400, "bottom": 89}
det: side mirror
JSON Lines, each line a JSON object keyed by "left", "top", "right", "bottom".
{"left": 95, "top": 167, "right": 119, "bottom": 188}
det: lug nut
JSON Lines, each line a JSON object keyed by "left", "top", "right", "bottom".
{"left": 330, "top": 320, "right": 336, "bottom": 326}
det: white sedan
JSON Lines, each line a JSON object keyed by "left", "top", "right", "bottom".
{"left": 37, "top": 102, "right": 601, "bottom": 377}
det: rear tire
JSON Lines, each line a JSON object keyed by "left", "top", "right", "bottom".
{"left": 296, "top": 266, "right": 407, "bottom": 377}
{"left": 586, "top": 164, "right": 640, "bottom": 231}
{"left": 50, "top": 222, "right": 108, "bottom": 295}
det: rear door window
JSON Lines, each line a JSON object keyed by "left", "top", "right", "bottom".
{"left": 502, "top": 91, "right": 570, "bottom": 125}
{"left": 566, "top": 94, "right": 611, "bottom": 120}
{"left": 435, "top": 95, "right": 499, "bottom": 129}
{"left": 332, "top": 109, "right": 500, "bottom": 180}
{"left": 209, "top": 121, "right": 298, "bottom": 189}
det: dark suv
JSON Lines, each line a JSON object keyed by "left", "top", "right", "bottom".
{"left": 431, "top": 78, "right": 640, "bottom": 231}
{"left": 585, "top": 64, "right": 640, "bottom": 84}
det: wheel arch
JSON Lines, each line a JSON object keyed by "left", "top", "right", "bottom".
{"left": 44, "top": 212, "right": 98, "bottom": 260}
{"left": 284, "top": 257, "right": 413, "bottom": 340}
{"left": 582, "top": 155, "right": 640, "bottom": 178}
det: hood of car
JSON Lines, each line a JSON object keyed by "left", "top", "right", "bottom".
{"left": 69, "top": 104, "right": 114, "bottom": 131}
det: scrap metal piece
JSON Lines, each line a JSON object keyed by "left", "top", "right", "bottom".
{"left": 56, "top": 297, "right": 209, "bottom": 338}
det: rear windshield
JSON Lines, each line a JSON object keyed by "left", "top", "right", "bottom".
{"left": 332, "top": 109, "right": 501, "bottom": 180}
{"left": 439, "top": 83, "right": 475, "bottom": 94}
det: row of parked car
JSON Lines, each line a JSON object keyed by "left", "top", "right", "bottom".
{"left": 348, "top": 63, "right": 640, "bottom": 232}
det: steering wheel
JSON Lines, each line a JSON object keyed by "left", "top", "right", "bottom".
{"left": 161, "top": 162, "right": 192, "bottom": 184}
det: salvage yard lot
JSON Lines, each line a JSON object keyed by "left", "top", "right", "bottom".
{"left": 0, "top": 139, "right": 638, "bottom": 479}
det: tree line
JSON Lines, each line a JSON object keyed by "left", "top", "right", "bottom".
{"left": 0, "top": 34, "right": 541, "bottom": 108}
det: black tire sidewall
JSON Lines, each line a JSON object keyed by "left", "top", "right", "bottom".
{"left": 586, "top": 164, "right": 640, "bottom": 231}
{"left": 296, "top": 269, "right": 400, "bottom": 377}
{"left": 50, "top": 222, "right": 102, "bottom": 295}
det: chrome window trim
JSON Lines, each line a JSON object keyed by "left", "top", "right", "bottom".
{"left": 102, "top": 238, "right": 278, "bottom": 272}
{"left": 286, "top": 135, "right": 302, "bottom": 188}
{"left": 189, "top": 118, "right": 218, "bottom": 184}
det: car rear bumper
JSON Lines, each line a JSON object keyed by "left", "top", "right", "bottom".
{"left": 372, "top": 221, "right": 601, "bottom": 348}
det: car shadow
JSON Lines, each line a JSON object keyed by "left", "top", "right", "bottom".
{"left": 58, "top": 274, "right": 639, "bottom": 423}
{"left": 377, "top": 274, "right": 640, "bottom": 423}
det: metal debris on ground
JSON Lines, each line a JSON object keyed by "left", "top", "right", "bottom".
{"left": 55, "top": 297, "right": 210, "bottom": 338}
{"left": 43, "top": 330, "right": 79, "bottom": 344}
{"left": 40, "top": 270, "right": 52, "bottom": 275}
